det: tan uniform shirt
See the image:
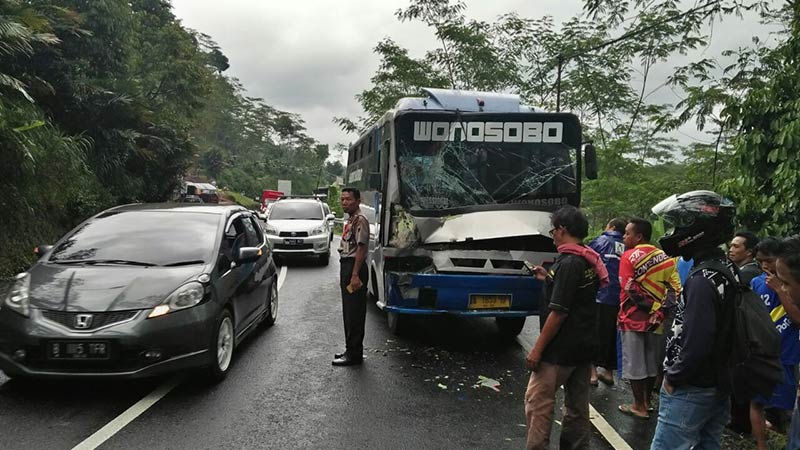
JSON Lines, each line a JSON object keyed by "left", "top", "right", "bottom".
{"left": 339, "top": 209, "right": 369, "bottom": 258}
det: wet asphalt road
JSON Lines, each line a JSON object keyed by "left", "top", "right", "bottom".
{"left": 0, "top": 242, "right": 646, "bottom": 450}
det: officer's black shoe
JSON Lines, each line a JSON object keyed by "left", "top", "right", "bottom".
{"left": 332, "top": 354, "right": 363, "bottom": 366}
{"left": 334, "top": 352, "right": 346, "bottom": 359}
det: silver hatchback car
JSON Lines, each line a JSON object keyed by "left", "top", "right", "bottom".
{"left": 263, "top": 198, "right": 334, "bottom": 265}
{"left": 0, "top": 204, "right": 278, "bottom": 380}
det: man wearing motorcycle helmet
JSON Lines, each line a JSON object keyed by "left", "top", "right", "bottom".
{"left": 649, "top": 190, "right": 738, "bottom": 450}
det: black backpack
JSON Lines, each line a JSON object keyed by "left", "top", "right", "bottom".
{"left": 688, "top": 260, "right": 784, "bottom": 400}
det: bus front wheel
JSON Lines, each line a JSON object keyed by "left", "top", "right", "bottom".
{"left": 387, "top": 312, "right": 405, "bottom": 335}
{"left": 495, "top": 317, "right": 525, "bottom": 337}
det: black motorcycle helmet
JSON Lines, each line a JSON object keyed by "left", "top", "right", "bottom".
{"left": 651, "top": 190, "right": 736, "bottom": 258}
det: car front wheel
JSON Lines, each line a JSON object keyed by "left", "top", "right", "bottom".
{"left": 207, "top": 309, "right": 234, "bottom": 381}
{"left": 262, "top": 277, "right": 278, "bottom": 327}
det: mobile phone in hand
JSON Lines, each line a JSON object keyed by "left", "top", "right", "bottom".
{"left": 523, "top": 261, "right": 537, "bottom": 275}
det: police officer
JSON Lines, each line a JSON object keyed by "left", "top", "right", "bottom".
{"left": 333, "top": 187, "right": 370, "bottom": 366}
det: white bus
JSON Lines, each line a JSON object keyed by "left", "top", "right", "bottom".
{"left": 345, "top": 88, "right": 597, "bottom": 336}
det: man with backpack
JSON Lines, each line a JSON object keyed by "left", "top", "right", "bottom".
{"left": 649, "top": 191, "right": 741, "bottom": 450}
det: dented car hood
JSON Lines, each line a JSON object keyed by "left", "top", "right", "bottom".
{"left": 411, "top": 209, "right": 552, "bottom": 244}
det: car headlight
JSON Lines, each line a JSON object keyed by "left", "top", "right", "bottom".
{"left": 264, "top": 224, "right": 278, "bottom": 235}
{"left": 310, "top": 226, "right": 326, "bottom": 236}
{"left": 4, "top": 272, "right": 30, "bottom": 317}
{"left": 148, "top": 282, "right": 206, "bottom": 319}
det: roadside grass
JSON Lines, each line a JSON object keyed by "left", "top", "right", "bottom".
{"left": 722, "top": 428, "right": 787, "bottom": 450}
{"left": 0, "top": 219, "right": 65, "bottom": 279}
{"left": 220, "top": 190, "right": 258, "bottom": 210}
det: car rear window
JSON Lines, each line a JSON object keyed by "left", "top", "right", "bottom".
{"left": 268, "top": 202, "right": 323, "bottom": 220}
{"left": 49, "top": 211, "right": 220, "bottom": 266}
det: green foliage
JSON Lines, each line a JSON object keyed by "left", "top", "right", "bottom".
{"left": 222, "top": 190, "right": 259, "bottom": 210}
{"left": 0, "top": 1, "right": 325, "bottom": 277}
{"left": 340, "top": 0, "right": 797, "bottom": 236}
{"left": 664, "top": 1, "right": 800, "bottom": 235}
{"left": 191, "top": 74, "right": 329, "bottom": 200}
{"left": 327, "top": 184, "right": 344, "bottom": 218}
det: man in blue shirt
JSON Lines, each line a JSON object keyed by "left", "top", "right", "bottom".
{"left": 776, "top": 235, "right": 800, "bottom": 450}
{"left": 588, "top": 218, "right": 627, "bottom": 386}
{"left": 750, "top": 238, "right": 800, "bottom": 450}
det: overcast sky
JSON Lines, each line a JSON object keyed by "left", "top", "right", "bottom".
{"left": 170, "top": 0, "right": 777, "bottom": 160}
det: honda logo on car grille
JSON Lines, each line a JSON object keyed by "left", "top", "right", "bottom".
{"left": 291, "top": 232, "right": 297, "bottom": 236}
{"left": 75, "top": 314, "right": 93, "bottom": 329}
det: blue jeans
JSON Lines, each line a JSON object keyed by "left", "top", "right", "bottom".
{"left": 787, "top": 399, "right": 800, "bottom": 450}
{"left": 650, "top": 385, "right": 730, "bottom": 450}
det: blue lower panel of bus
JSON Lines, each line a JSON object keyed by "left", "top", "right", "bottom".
{"left": 384, "top": 272, "right": 542, "bottom": 317}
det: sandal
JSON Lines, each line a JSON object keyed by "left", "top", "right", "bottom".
{"left": 598, "top": 374, "right": 614, "bottom": 386}
{"left": 618, "top": 404, "right": 650, "bottom": 419}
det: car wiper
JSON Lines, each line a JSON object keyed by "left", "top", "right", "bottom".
{"left": 51, "top": 259, "right": 159, "bottom": 267}
{"left": 162, "top": 260, "right": 205, "bottom": 267}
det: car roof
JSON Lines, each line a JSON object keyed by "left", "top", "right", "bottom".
{"left": 274, "top": 198, "right": 323, "bottom": 205}
{"left": 104, "top": 203, "right": 247, "bottom": 215}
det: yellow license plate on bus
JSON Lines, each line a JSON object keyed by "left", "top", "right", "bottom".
{"left": 468, "top": 294, "right": 511, "bottom": 310}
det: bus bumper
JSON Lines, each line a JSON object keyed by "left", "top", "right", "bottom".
{"left": 384, "top": 272, "right": 542, "bottom": 316}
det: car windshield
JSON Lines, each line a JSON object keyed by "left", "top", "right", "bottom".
{"left": 48, "top": 211, "right": 219, "bottom": 266}
{"left": 268, "top": 202, "right": 323, "bottom": 220}
{"left": 395, "top": 113, "right": 579, "bottom": 212}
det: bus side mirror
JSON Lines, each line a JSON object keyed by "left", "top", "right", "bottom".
{"left": 584, "top": 143, "right": 598, "bottom": 180}
{"left": 369, "top": 172, "right": 382, "bottom": 189}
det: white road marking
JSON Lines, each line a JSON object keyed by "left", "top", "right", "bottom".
{"left": 517, "top": 337, "right": 634, "bottom": 450}
{"left": 589, "top": 404, "right": 635, "bottom": 450}
{"left": 71, "top": 265, "right": 289, "bottom": 450}
{"left": 277, "top": 265, "right": 287, "bottom": 292}
{"left": 71, "top": 375, "right": 183, "bottom": 450}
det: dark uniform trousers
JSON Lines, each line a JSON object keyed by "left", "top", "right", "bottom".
{"left": 340, "top": 257, "right": 368, "bottom": 357}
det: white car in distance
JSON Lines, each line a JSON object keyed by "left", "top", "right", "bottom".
{"left": 263, "top": 198, "right": 334, "bottom": 265}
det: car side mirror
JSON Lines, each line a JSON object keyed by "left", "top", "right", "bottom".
{"left": 235, "top": 247, "right": 262, "bottom": 264}
{"left": 369, "top": 172, "right": 382, "bottom": 189}
{"left": 257, "top": 212, "right": 267, "bottom": 221}
{"left": 34, "top": 245, "right": 53, "bottom": 259}
{"left": 584, "top": 143, "right": 598, "bottom": 180}
{"left": 326, "top": 213, "right": 335, "bottom": 222}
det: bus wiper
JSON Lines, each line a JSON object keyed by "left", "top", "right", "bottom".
{"left": 52, "top": 259, "right": 159, "bottom": 267}
{"left": 163, "top": 260, "right": 205, "bottom": 267}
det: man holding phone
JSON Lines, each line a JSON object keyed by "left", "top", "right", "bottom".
{"left": 524, "top": 206, "right": 607, "bottom": 450}
{"left": 333, "top": 187, "right": 370, "bottom": 367}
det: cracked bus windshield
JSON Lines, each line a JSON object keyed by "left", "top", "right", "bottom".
{"left": 395, "top": 113, "right": 579, "bottom": 212}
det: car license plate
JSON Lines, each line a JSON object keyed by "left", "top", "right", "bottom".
{"left": 284, "top": 239, "right": 304, "bottom": 245}
{"left": 468, "top": 294, "right": 511, "bottom": 310}
{"left": 48, "top": 341, "right": 109, "bottom": 360}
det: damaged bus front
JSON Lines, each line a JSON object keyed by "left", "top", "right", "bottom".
{"left": 346, "top": 89, "right": 594, "bottom": 336}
